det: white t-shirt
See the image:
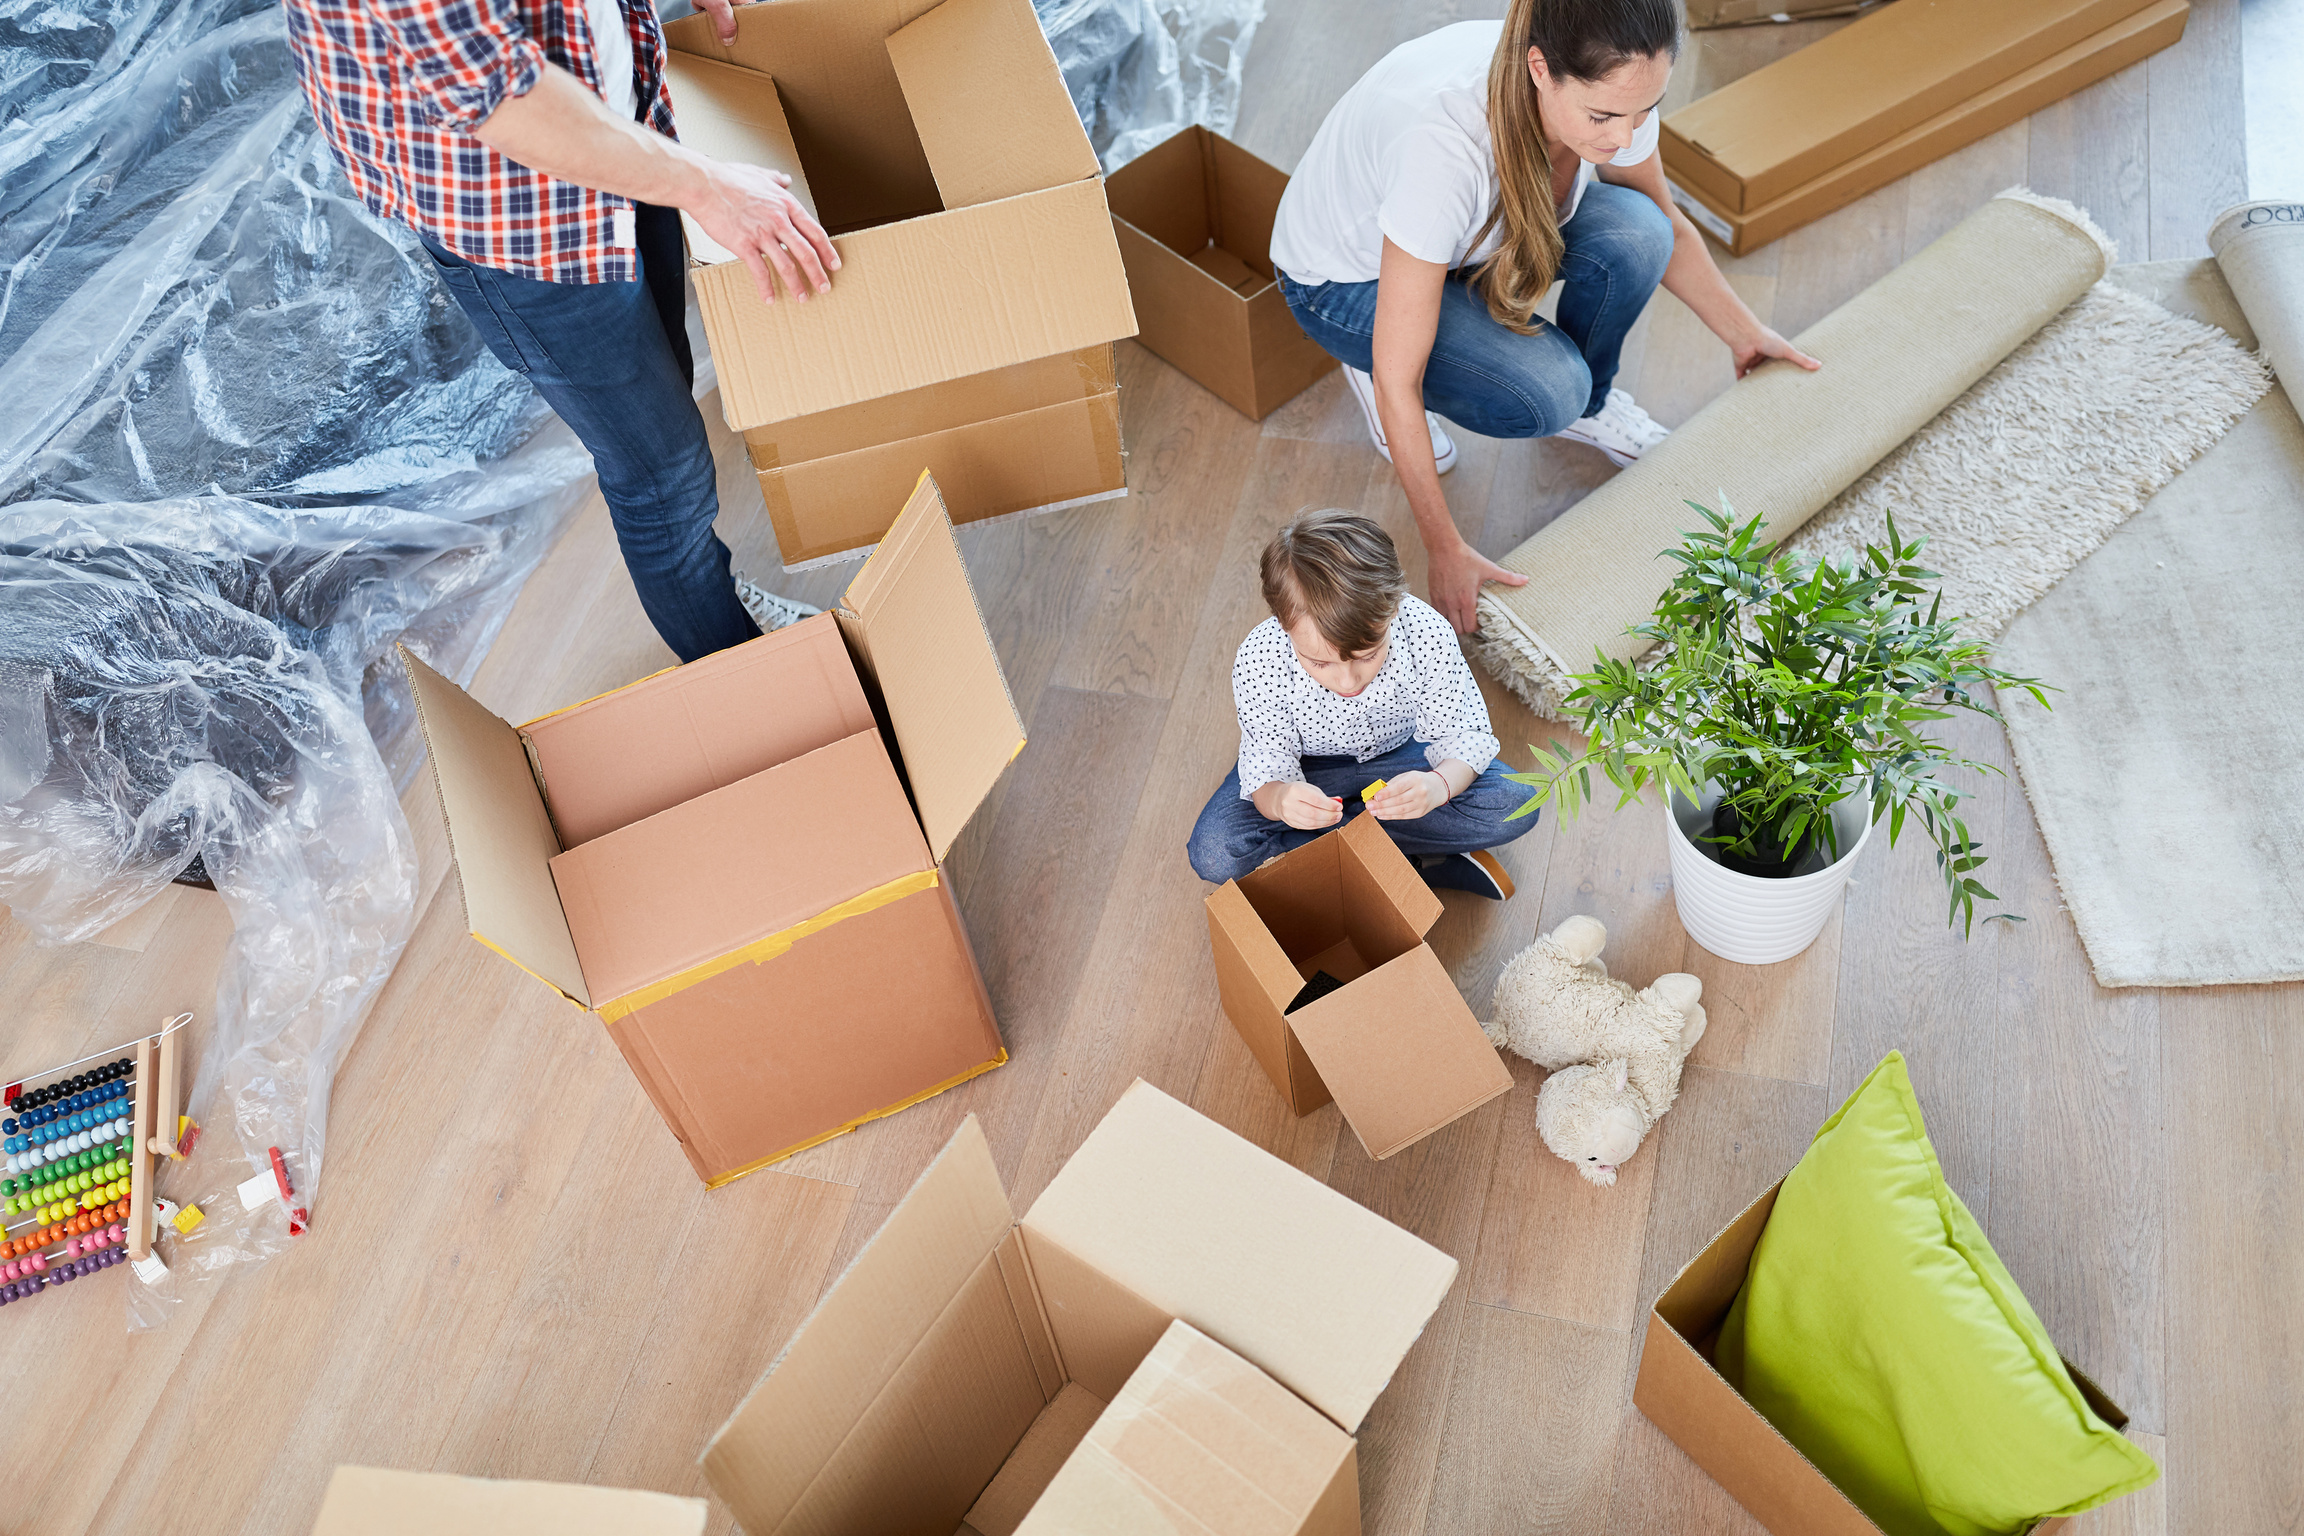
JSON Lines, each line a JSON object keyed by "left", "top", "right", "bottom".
{"left": 586, "top": 0, "right": 639, "bottom": 122}
{"left": 1270, "top": 21, "right": 1662, "bottom": 287}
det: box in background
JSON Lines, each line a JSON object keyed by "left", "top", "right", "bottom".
{"left": 403, "top": 475, "right": 1019, "bottom": 1187}
{"left": 1104, "top": 126, "right": 1339, "bottom": 421}
{"left": 309, "top": 1467, "right": 705, "bottom": 1535}
{"left": 662, "top": 0, "right": 1137, "bottom": 567}
{"left": 1665, "top": 0, "right": 2187, "bottom": 255}
{"left": 1634, "top": 1180, "right": 2135, "bottom": 1536}
{"left": 701, "top": 1080, "right": 1459, "bottom": 1536}
{"left": 1203, "top": 812, "right": 1512, "bottom": 1159}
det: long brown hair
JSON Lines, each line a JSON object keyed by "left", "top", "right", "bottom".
{"left": 1472, "top": 0, "right": 1681, "bottom": 333}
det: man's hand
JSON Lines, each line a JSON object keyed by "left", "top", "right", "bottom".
{"left": 1368, "top": 771, "right": 1448, "bottom": 821}
{"left": 687, "top": 159, "right": 838, "bottom": 305}
{"left": 1256, "top": 781, "right": 1345, "bottom": 831}
{"left": 1427, "top": 541, "right": 1527, "bottom": 635}
{"left": 696, "top": 0, "right": 742, "bottom": 45}
{"left": 1732, "top": 325, "right": 1822, "bottom": 380}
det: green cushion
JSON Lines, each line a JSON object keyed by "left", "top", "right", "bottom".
{"left": 1715, "top": 1052, "right": 2157, "bottom": 1536}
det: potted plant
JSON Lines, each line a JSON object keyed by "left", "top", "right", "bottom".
{"left": 1503, "top": 502, "right": 2052, "bottom": 964}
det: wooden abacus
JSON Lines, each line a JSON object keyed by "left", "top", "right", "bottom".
{"left": 0, "top": 1014, "right": 190, "bottom": 1309}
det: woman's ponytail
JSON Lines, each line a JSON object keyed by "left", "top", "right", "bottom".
{"left": 1472, "top": 0, "right": 1681, "bottom": 334}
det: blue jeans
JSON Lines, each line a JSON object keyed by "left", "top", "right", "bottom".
{"left": 1186, "top": 740, "right": 1540, "bottom": 884}
{"left": 420, "top": 206, "right": 758, "bottom": 662}
{"left": 1280, "top": 180, "right": 1674, "bottom": 437}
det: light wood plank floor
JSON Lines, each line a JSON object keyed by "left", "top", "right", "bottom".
{"left": 3, "top": 4, "right": 2291, "bottom": 1531}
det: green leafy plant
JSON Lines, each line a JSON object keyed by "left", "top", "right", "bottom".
{"left": 1503, "top": 500, "right": 2053, "bottom": 934}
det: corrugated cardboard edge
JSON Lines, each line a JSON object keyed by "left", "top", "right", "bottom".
{"left": 781, "top": 486, "right": 1128, "bottom": 574}
{"left": 701, "top": 1043, "right": 1010, "bottom": 1189}
{"left": 597, "top": 868, "right": 941, "bottom": 1022}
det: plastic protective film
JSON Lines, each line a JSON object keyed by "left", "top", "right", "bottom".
{"left": 1033, "top": 0, "right": 1266, "bottom": 170}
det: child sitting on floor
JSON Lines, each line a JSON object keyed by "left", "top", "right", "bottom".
{"left": 1186, "top": 508, "right": 1537, "bottom": 897}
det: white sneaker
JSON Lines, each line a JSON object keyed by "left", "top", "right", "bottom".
{"left": 1555, "top": 388, "right": 1670, "bottom": 466}
{"left": 733, "top": 571, "right": 821, "bottom": 634}
{"left": 1342, "top": 365, "right": 1457, "bottom": 474}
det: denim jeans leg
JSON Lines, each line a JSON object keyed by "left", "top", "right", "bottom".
{"left": 420, "top": 221, "right": 757, "bottom": 663}
{"left": 1554, "top": 181, "right": 1677, "bottom": 416}
{"left": 1296, "top": 744, "right": 1542, "bottom": 860}
{"left": 1187, "top": 767, "right": 1326, "bottom": 883}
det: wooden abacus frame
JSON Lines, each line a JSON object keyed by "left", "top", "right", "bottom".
{"left": 5, "top": 1013, "right": 189, "bottom": 1276}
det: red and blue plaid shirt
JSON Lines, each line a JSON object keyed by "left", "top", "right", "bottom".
{"left": 282, "top": 0, "right": 678, "bottom": 284}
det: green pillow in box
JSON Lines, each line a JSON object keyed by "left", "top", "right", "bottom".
{"left": 1716, "top": 1052, "right": 2157, "bottom": 1536}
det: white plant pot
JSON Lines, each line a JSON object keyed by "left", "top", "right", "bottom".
{"left": 1665, "top": 783, "right": 1874, "bottom": 964}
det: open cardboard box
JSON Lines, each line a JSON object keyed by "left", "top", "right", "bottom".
{"left": 310, "top": 1467, "right": 705, "bottom": 1535}
{"left": 661, "top": 0, "right": 1137, "bottom": 566}
{"left": 1634, "top": 1180, "right": 2136, "bottom": 1536}
{"left": 1662, "top": 0, "right": 2163, "bottom": 216}
{"left": 1668, "top": 0, "right": 2187, "bottom": 255}
{"left": 701, "top": 1080, "right": 1457, "bottom": 1536}
{"left": 403, "top": 474, "right": 1019, "bottom": 1187}
{"left": 1203, "top": 812, "right": 1512, "bottom": 1159}
{"left": 1104, "top": 126, "right": 1338, "bottom": 421}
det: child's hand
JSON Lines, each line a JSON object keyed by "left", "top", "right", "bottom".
{"left": 1369, "top": 771, "right": 1448, "bottom": 821}
{"left": 1267, "top": 781, "right": 1346, "bottom": 830}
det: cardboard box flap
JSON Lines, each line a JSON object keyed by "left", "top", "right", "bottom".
{"left": 310, "top": 1467, "right": 706, "bottom": 1536}
{"left": 704, "top": 1115, "right": 1017, "bottom": 1535}
{"left": 1020, "top": 1081, "right": 1458, "bottom": 1433}
{"left": 838, "top": 473, "right": 1024, "bottom": 862}
{"left": 661, "top": 52, "right": 816, "bottom": 265}
{"left": 963, "top": 1382, "right": 1109, "bottom": 1536}
{"left": 1339, "top": 811, "right": 1442, "bottom": 936}
{"left": 1288, "top": 946, "right": 1513, "bottom": 1161}
{"left": 1013, "top": 1320, "right": 1356, "bottom": 1536}
{"left": 398, "top": 648, "right": 588, "bottom": 1008}
{"left": 1205, "top": 882, "right": 1308, "bottom": 1012}
{"left": 885, "top": 0, "right": 1099, "bottom": 210}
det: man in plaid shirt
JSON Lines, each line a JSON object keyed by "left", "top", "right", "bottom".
{"left": 283, "top": 0, "right": 835, "bottom": 661}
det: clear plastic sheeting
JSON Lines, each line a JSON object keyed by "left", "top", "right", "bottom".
{"left": 0, "top": 0, "right": 594, "bottom": 1324}
{"left": 1034, "top": 0, "right": 1265, "bottom": 171}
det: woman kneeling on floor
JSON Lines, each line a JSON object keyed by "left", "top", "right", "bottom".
{"left": 1187, "top": 509, "right": 1538, "bottom": 898}
{"left": 1270, "top": 0, "right": 1821, "bottom": 633}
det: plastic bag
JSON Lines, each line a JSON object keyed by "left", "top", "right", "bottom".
{"left": 1034, "top": 0, "right": 1266, "bottom": 171}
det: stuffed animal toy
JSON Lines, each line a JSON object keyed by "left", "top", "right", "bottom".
{"left": 1481, "top": 915, "right": 1706, "bottom": 1186}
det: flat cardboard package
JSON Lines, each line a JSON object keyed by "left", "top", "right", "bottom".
{"left": 1203, "top": 812, "right": 1513, "bottom": 1159}
{"left": 700, "top": 1080, "right": 1459, "bottom": 1536}
{"left": 1104, "top": 126, "right": 1338, "bottom": 421}
{"left": 1668, "top": 0, "right": 2188, "bottom": 254}
{"left": 661, "top": 0, "right": 1138, "bottom": 566}
{"left": 1634, "top": 1179, "right": 2138, "bottom": 1536}
{"left": 309, "top": 1467, "right": 705, "bottom": 1535}
{"left": 403, "top": 475, "right": 1019, "bottom": 1187}
{"left": 1663, "top": 0, "right": 2162, "bottom": 215}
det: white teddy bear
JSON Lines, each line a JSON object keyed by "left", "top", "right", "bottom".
{"left": 1481, "top": 915, "right": 1707, "bottom": 1186}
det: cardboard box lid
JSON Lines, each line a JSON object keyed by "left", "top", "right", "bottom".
{"left": 400, "top": 648, "right": 589, "bottom": 1009}
{"left": 309, "top": 1467, "right": 705, "bottom": 1536}
{"left": 1013, "top": 1320, "right": 1355, "bottom": 1536}
{"left": 1020, "top": 1081, "right": 1458, "bottom": 1434}
{"left": 884, "top": 0, "right": 1100, "bottom": 210}
{"left": 660, "top": 52, "right": 817, "bottom": 265}
{"left": 836, "top": 473, "right": 1024, "bottom": 863}
{"left": 702, "top": 1115, "right": 1018, "bottom": 1533}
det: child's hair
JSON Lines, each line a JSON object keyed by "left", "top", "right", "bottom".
{"left": 1260, "top": 509, "right": 1407, "bottom": 658}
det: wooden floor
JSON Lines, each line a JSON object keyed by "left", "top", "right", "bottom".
{"left": 3, "top": 3, "right": 2292, "bottom": 1531}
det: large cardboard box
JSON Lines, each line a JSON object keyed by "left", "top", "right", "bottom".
{"left": 662, "top": 0, "right": 1138, "bottom": 566}
{"left": 1663, "top": 0, "right": 2162, "bottom": 216}
{"left": 1634, "top": 1180, "right": 2138, "bottom": 1536}
{"left": 1666, "top": 0, "right": 2187, "bottom": 255}
{"left": 310, "top": 1467, "right": 705, "bottom": 1535}
{"left": 1104, "top": 126, "right": 1339, "bottom": 421}
{"left": 403, "top": 475, "right": 1019, "bottom": 1187}
{"left": 1203, "top": 812, "right": 1513, "bottom": 1159}
{"left": 700, "top": 1081, "right": 1459, "bottom": 1536}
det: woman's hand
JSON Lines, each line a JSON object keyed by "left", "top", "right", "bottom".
{"left": 1731, "top": 325, "right": 1822, "bottom": 380}
{"left": 1257, "top": 780, "right": 1345, "bottom": 831}
{"left": 1428, "top": 541, "right": 1528, "bottom": 636}
{"left": 1368, "top": 771, "right": 1449, "bottom": 821}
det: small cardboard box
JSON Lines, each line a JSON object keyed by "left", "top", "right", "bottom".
{"left": 1668, "top": 0, "right": 2187, "bottom": 255}
{"left": 403, "top": 475, "right": 1020, "bottom": 1187}
{"left": 1662, "top": 0, "right": 2162, "bottom": 216}
{"left": 1634, "top": 1180, "right": 2135, "bottom": 1536}
{"left": 1103, "top": 126, "right": 1339, "bottom": 421}
{"left": 662, "top": 0, "right": 1138, "bottom": 565}
{"left": 309, "top": 1467, "right": 706, "bottom": 1535}
{"left": 701, "top": 1080, "right": 1457, "bottom": 1536}
{"left": 1203, "top": 812, "right": 1513, "bottom": 1159}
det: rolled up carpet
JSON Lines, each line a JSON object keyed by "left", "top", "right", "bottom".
{"left": 1470, "top": 189, "right": 2113, "bottom": 717}
{"left": 2209, "top": 200, "right": 2304, "bottom": 391}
